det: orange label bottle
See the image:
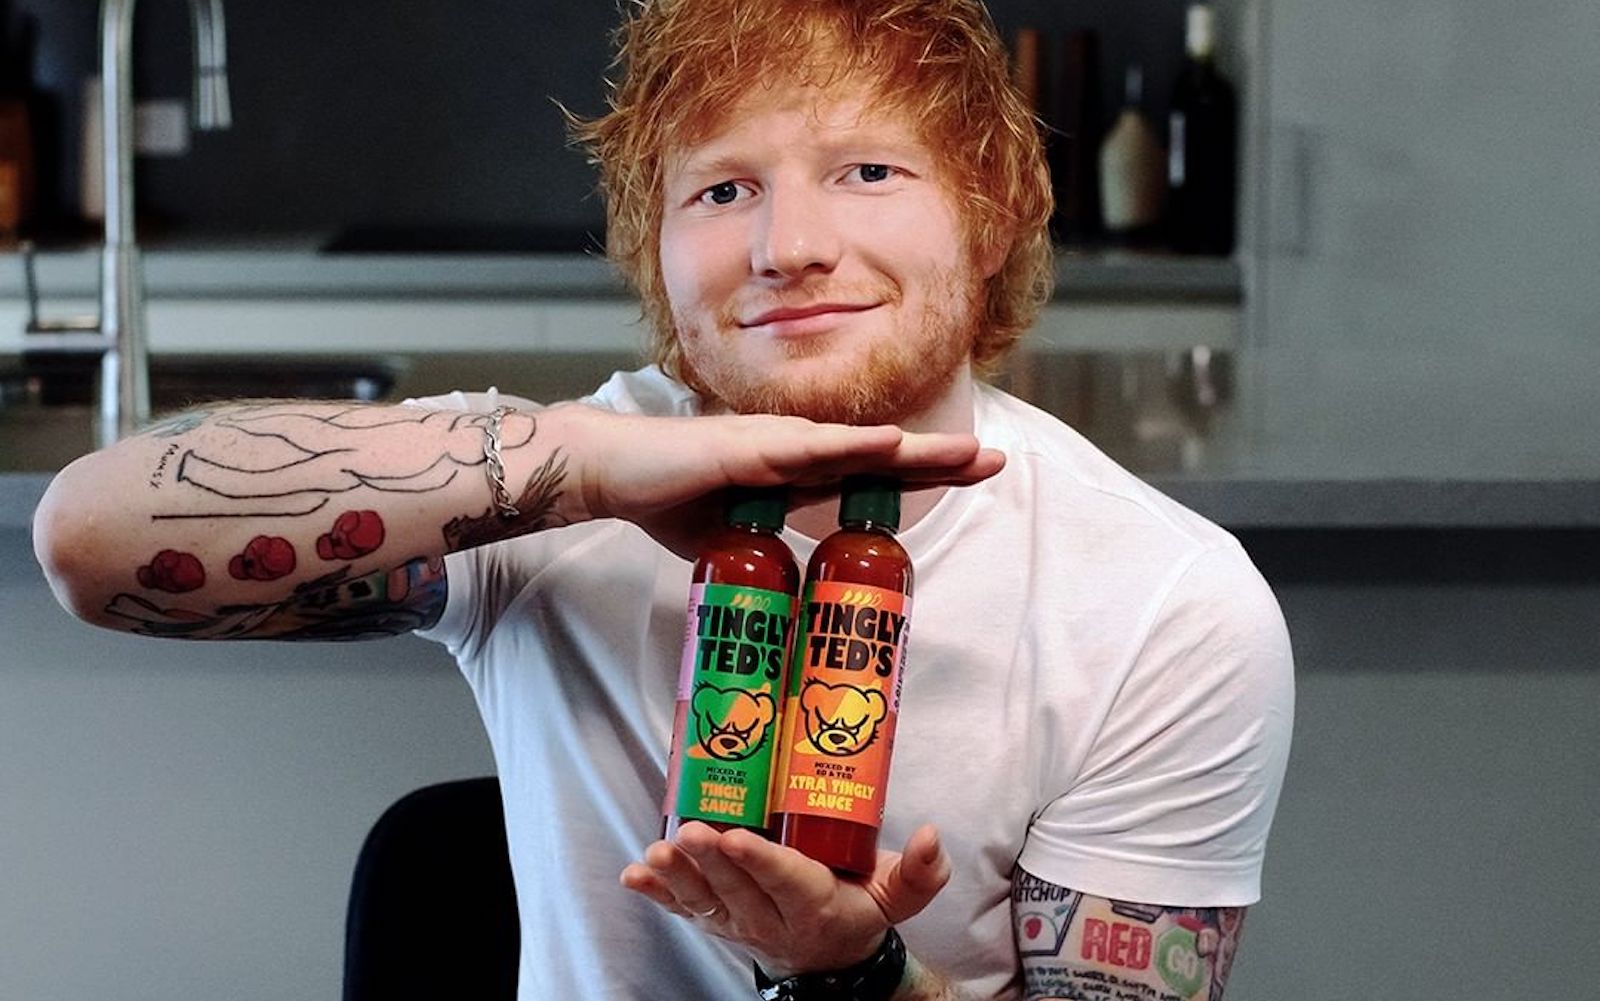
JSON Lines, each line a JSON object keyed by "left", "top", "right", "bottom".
{"left": 772, "top": 476, "right": 912, "bottom": 875}
{"left": 663, "top": 487, "right": 800, "bottom": 838}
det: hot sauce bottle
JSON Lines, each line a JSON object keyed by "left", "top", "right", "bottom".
{"left": 663, "top": 487, "right": 800, "bottom": 838}
{"left": 771, "top": 476, "right": 913, "bottom": 875}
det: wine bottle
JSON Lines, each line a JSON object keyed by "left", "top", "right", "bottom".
{"left": 1167, "top": 4, "right": 1239, "bottom": 255}
{"left": 1099, "top": 64, "right": 1166, "bottom": 246}
{"left": 1047, "top": 29, "right": 1104, "bottom": 245}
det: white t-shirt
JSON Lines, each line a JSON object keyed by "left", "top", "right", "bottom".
{"left": 416, "top": 367, "right": 1294, "bottom": 1000}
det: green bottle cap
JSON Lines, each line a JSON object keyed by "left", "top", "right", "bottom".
{"left": 839, "top": 475, "right": 901, "bottom": 531}
{"left": 725, "top": 486, "right": 787, "bottom": 531}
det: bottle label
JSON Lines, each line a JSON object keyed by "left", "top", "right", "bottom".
{"left": 773, "top": 580, "right": 912, "bottom": 828}
{"left": 667, "top": 582, "right": 796, "bottom": 827}
{"left": 1169, "top": 112, "right": 1188, "bottom": 186}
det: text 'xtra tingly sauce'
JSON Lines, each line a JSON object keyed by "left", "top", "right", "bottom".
{"left": 771, "top": 475, "right": 912, "bottom": 875}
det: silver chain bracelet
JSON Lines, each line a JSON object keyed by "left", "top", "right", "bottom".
{"left": 482, "top": 406, "right": 522, "bottom": 519}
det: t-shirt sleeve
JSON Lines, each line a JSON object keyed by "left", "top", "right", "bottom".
{"left": 1017, "top": 541, "right": 1295, "bottom": 907}
{"left": 402, "top": 388, "right": 544, "bottom": 413}
{"left": 413, "top": 547, "right": 479, "bottom": 655}
{"left": 403, "top": 387, "right": 539, "bottom": 656}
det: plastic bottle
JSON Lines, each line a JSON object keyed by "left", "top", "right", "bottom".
{"left": 771, "top": 476, "right": 913, "bottom": 875}
{"left": 663, "top": 487, "right": 801, "bottom": 838}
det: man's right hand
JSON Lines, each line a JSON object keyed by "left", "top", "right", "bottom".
{"left": 547, "top": 404, "right": 1004, "bottom": 559}
{"left": 33, "top": 399, "right": 1003, "bottom": 640}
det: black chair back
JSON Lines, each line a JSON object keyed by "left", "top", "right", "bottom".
{"left": 343, "top": 777, "right": 519, "bottom": 1001}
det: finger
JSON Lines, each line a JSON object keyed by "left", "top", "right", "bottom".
{"left": 619, "top": 862, "right": 695, "bottom": 919}
{"left": 777, "top": 447, "right": 1005, "bottom": 498}
{"left": 766, "top": 431, "right": 989, "bottom": 480}
{"left": 884, "top": 433, "right": 997, "bottom": 473}
{"left": 638, "top": 836, "right": 722, "bottom": 917}
{"left": 861, "top": 445, "right": 1006, "bottom": 485}
{"left": 913, "top": 445, "right": 1006, "bottom": 483}
{"left": 676, "top": 824, "right": 787, "bottom": 939}
{"left": 872, "top": 825, "right": 952, "bottom": 925}
{"left": 717, "top": 826, "right": 838, "bottom": 922}
{"left": 740, "top": 424, "right": 903, "bottom": 484}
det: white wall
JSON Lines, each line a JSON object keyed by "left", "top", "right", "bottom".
{"left": 1, "top": 534, "right": 493, "bottom": 1001}
{"left": 1244, "top": 0, "right": 1600, "bottom": 478}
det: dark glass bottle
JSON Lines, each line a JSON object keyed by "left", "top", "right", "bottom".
{"left": 663, "top": 487, "right": 800, "bottom": 838}
{"left": 771, "top": 476, "right": 913, "bottom": 876}
{"left": 1167, "top": 3, "right": 1239, "bottom": 255}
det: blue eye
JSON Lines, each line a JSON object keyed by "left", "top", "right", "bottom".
{"left": 857, "top": 164, "right": 893, "bottom": 182}
{"left": 701, "top": 181, "right": 741, "bottom": 205}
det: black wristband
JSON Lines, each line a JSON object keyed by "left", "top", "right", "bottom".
{"left": 753, "top": 927, "right": 907, "bottom": 1001}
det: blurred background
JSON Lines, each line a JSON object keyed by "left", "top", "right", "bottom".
{"left": 1, "top": 1, "right": 1597, "bottom": 999}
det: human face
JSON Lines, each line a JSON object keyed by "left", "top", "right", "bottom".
{"left": 658, "top": 81, "right": 990, "bottom": 428}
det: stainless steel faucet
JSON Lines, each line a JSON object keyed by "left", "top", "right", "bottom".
{"left": 24, "top": 0, "right": 231, "bottom": 448}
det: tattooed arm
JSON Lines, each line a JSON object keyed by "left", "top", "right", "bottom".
{"left": 33, "top": 400, "right": 1001, "bottom": 641}
{"left": 1013, "top": 868, "right": 1246, "bottom": 1001}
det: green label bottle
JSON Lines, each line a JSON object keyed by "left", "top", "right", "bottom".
{"left": 663, "top": 488, "right": 799, "bottom": 835}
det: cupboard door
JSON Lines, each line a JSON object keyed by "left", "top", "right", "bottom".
{"left": 1246, "top": 0, "right": 1600, "bottom": 476}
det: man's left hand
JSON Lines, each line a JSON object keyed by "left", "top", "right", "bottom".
{"left": 620, "top": 821, "right": 951, "bottom": 976}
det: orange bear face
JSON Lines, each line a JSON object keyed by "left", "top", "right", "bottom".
{"left": 799, "top": 678, "right": 888, "bottom": 757}
{"left": 691, "top": 684, "right": 777, "bottom": 761}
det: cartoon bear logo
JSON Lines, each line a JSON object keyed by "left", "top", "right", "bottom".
{"left": 691, "top": 684, "right": 777, "bottom": 761}
{"left": 799, "top": 678, "right": 889, "bottom": 757}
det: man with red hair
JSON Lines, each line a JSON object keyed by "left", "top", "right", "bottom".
{"left": 35, "top": 1, "right": 1291, "bottom": 998}
{"left": 584, "top": 7, "right": 1291, "bottom": 994}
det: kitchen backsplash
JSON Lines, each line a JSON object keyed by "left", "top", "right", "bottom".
{"left": 12, "top": 0, "right": 1202, "bottom": 241}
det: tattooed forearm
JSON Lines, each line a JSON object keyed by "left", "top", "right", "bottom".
{"left": 896, "top": 953, "right": 979, "bottom": 1000}
{"left": 106, "top": 555, "right": 448, "bottom": 640}
{"left": 142, "top": 402, "right": 238, "bottom": 439}
{"left": 148, "top": 442, "right": 181, "bottom": 488}
{"left": 115, "top": 506, "right": 445, "bottom": 638}
{"left": 442, "top": 449, "right": 569, "bottom": 551}
{"left": 92, "top": 402, "right": 569, "bottom": 640}
{"left": 143, "top": 403, "right": 538, "bottom": 516}
{"left": 1013, "top": 869, "right": 1246, "bottom": 1001}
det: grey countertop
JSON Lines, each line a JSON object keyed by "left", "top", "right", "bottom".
{"left": 7, "top": 471, "right": 1598, "bottom": 534}
{"left": 1, "top": 239, "right": 1241, "bottom": 303}
{"left": 6, "top": 242, "right": 1591, "bottom": 533}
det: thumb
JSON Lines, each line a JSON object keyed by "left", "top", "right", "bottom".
{"left": 875, "top": 825, "right": 952, "bottom": 925}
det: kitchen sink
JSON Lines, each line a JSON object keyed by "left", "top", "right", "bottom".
{"left": 0, "top": 354, "right": 404, "bottom": 472}
{"left": 0, "top": 348, "right": 1236, "bottom": 475}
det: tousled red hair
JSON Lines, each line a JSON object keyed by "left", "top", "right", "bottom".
{"left": 570, "top": 0, "right": 1054, "bottom": 378}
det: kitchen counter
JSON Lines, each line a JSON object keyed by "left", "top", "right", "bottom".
{"left": 0, "top": 239, "right": 1241, "bottom": 302}
{"left": 8, "top": 243, "right": 1591, "bottom": 504}
{"left": 9, "top": 470, "right": 1600, "bottom": 534}
{"left": 0, "top": 240, "right": 1242, "bottom": 362}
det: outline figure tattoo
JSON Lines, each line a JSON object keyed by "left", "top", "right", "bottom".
{"left": 165, "top": 406, "right": 537, "bottom": 516}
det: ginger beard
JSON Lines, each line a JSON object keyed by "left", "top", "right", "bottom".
{"left": 672, "top": 264, "right": 985, "bottom": 426}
